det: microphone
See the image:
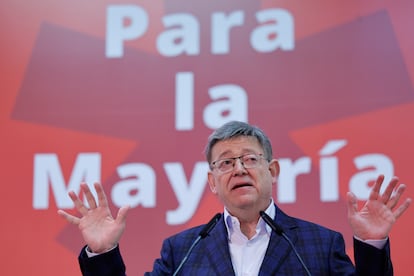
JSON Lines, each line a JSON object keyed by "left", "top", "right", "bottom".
{"left": 199, "top": 213, "right": 222, "bottom": 238}
{"left": 260, "top": 211, "right": 312, "bottom": 276}
{"left": 173, "top": 213, "right": 222, "bottom": 276}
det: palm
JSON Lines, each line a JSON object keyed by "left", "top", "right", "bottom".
{"left": 349, "top": 197, "right": 395, "bottom": 239}
{"left": 78, "top": 205, "right": 125, "bottom": 253}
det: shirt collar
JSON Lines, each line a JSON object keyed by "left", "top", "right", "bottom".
{"left": 224, "top": 199, "right": 275, "bottom": 239}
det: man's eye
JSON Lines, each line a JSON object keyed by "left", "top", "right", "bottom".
{"left": 244, "top": 156, "right": 258, "bottom": 162}
{"left": 221, "top": 159, "right": 233, "bottom": 165}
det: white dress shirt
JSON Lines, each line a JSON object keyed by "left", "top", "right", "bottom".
{"left": 224, "top": 201, "right": 274, "bottom": 276}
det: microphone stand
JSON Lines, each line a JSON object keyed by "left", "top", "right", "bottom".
{"left": 172, "top": 213, "right": 222, "bottom": 276}
{"left": 260, "top": 211, "right": 312, "bottom": 276}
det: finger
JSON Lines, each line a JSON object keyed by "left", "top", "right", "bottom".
{"left": 346, "top": 192, "right": 358, "bottom": 217}
{"left": 94, "top": 182, "right": 109, "bottom": 208}
{"left": 115, "top": 205, "right": 130, "bottom": 224}
{"left": 380, "top": 176, "right": 399, "bottom": 204}
{"left": 393, "top": 198, "right": 412, "bottom": 219}
{"left": 81, "top": 183, "right": 97, "bottom": 209}
{"left": 368, "top": 174, "right": 385, "bottom": 201}
{"left": 57, "top": 209, "right": 80, "bottom": 225}
{"left": 386, "top": 183, "right": 406, "bottom": 209}
{"left": 68, "top": 190, "right": 89, "bottom": 216}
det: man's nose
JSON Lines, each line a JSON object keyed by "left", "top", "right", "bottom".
{"left": 232, "top": 158, "right": 247, "bottom": 174}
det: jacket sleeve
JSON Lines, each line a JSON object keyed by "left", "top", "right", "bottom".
{"left": 354, "top": 238, "right": 393, "bottom": 276}
{"left": 78, "top": 245, "right": 126, "bottom": 276}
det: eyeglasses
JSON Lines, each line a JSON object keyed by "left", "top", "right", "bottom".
{"left": 211, "top": 153, "right": 266, "bottom": 174}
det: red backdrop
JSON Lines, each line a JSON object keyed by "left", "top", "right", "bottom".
{"left": 1, "top": 1, "right": 414, "bottom": 275}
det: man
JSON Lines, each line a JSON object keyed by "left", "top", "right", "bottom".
{"left": 58, "top": 121, "right": 411, "bottom": 275}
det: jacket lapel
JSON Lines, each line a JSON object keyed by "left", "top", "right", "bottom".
{"left": 200, "top": 207, "right": 298, "bottom": 276}
{"left": 204, "top": 216, "right": 236, "bottom": 275}
{"left": 259, "top": 205, "right": 299, "bottom": 276}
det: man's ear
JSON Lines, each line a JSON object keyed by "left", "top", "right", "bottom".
{"left": 207, "top": 171, "right": 218, "bottom": 194}
{"left": 268, "top": 159, "right": 280, "bottom": 183}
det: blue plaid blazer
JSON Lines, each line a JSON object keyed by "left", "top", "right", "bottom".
{"left": 79, "top": 205, "right": 392, "bottom": 276}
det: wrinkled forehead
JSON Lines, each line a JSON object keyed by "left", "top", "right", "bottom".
{"left": 210, "top": 136, "right": 263, "bottom": 160}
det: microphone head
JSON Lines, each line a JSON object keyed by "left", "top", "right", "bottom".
{"left": 199, "top": 213, "right": 222, "bottom": 238}
{"left": 260, "top": 210, "right": 284, "bottom": 235}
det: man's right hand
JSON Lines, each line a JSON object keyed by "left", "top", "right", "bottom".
{"left": 58, "top": 182, "right": 129, "bottom": 254}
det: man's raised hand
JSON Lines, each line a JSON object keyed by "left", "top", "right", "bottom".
{"left": 347, "top": 175, "right": 411, "bottom": 240}
{"left": 57, "top": 182, "right": 130, "bottom": 253}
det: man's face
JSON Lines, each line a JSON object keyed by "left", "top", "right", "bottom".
{"left": 207, "top": 136, "right": 279, "bottom": 215}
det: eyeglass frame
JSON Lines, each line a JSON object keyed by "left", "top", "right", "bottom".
{"left": 210, "top": 153, "right": 268, "bottom": 174}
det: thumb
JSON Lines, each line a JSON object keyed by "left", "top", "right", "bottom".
{"left": 346, "top": 192, "right": 358, "bottom": 217}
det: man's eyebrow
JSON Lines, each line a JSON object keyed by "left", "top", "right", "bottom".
{"left": 212, "top": 152, "right": 230, "bottom": 162}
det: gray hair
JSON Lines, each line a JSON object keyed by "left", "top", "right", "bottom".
{"left": 204, "top": 121, "right": 273, "bottom": 165}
